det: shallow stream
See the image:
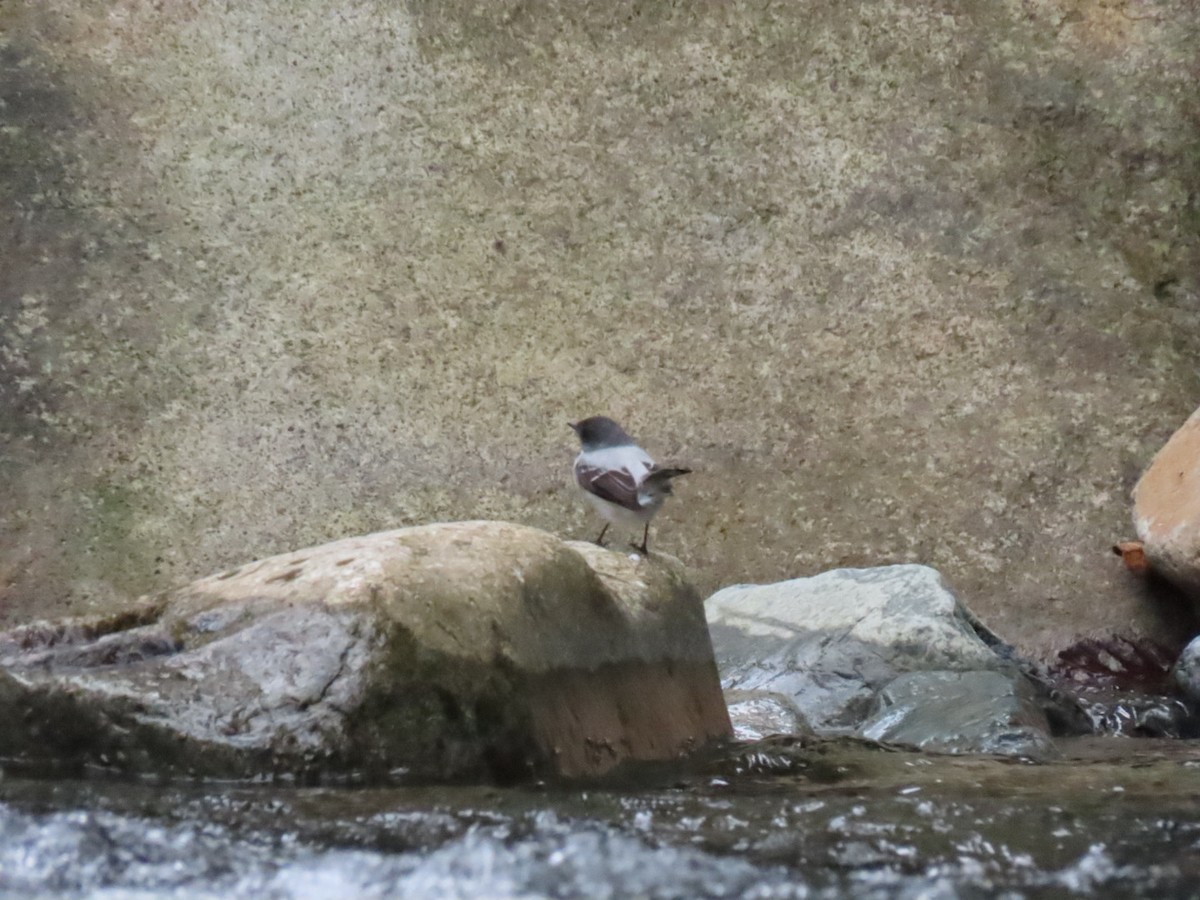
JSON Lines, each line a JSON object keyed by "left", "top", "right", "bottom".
{"left": 3, "top": 737, "right": 1199, "bottom": 898}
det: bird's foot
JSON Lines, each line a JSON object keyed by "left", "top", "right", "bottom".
{"left": 629, "top": 541, "right": 649, "bottom": 555}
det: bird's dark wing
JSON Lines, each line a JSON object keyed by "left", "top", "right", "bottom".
{"left": 574, "top": 461, "right": 643, "bottom": 511}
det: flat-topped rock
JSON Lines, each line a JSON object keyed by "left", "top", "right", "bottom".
{"left": 0, "top": 522, "right": 731, "bottom": 782}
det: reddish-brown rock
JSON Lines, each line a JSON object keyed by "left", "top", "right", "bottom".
{"left": 1134, "top": 408, "right": 1200, "bottom": 594}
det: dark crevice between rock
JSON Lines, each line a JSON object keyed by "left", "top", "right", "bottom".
{"left": 1046, "top": 634, "right": 1200, "bottom": 739}
{"left": 956, "top": 604, "right": 1015, "bottom": 659}
{"left": 947, "top": 595, "right": 1200, "bottom": 740}
{"left": 0, "top": 601, "right": 171, "bottom": 666}
{"left": 0, "top": 669, "right": 294, "bottom": 781}
{"left": 300, "top": 637, "right": 355, "bottom": 714}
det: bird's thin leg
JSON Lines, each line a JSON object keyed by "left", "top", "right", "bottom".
{"left": 594, "top": 523, "right": 610, "bottom": 547}
{"left": 631, "top": 522, "right": 650, "bottom": 555}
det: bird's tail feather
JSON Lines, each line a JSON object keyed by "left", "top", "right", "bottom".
{"left": 643, "top": 467, "right": 691, "bottom": 495}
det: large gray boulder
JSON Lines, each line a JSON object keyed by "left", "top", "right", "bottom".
{"left": 0, "top": 522, "right": 731, "bottom": 782}
{"left": 705, "top": 565, "right": 1059, "bottom": 757}
{"left": 706, "top": 565, "right": 1009, "bottom": 732}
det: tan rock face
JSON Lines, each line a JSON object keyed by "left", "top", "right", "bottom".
{"left": 3, "top": 2, "right": 1200, "bottom": 659}
{"left": 1134, "top": 409, "right": 1200, "bottom": 594}
{"left": 0, "top": 522, "right": 731, "bottom": 781}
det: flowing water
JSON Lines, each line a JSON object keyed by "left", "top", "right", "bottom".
{"left": 3, "top": 737, "right": 1200, "bottom": 899}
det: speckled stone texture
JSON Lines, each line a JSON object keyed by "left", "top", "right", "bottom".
{"left": 0, "top": 521, "right": 731, "bottom": 781}
{"left": 2, "top": 1, "right": 1199, "bottom": 659}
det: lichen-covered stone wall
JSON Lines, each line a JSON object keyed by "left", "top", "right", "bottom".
{"left": 3, "top": 0, "right": 1199, "bottom": 657}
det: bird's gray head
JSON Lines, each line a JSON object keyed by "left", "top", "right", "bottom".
{"left": 569, "top": 416, "right": 635, "bottom": 451}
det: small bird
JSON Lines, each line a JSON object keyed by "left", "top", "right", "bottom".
{"left": 569, "top": 415, "right": 691, "bottom": 554}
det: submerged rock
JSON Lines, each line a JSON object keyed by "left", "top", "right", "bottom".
{"left": 0, "top": 522, "right": 731, "bottom": 782}
{"left": 1134, "top": 406, "right": 1200, "bottom": 598}
{"left": 722, "top": 690, "right": 813, "bottom": 743}
{"left": 1051, "top": 636, "right": 1196, "bottom": 737}
{"left": 858, "top": 670, "right": 1056, "bottom": 759}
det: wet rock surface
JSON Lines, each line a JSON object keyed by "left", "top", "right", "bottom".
{"left": 858, "top": 670, "right": 1056, "bottom": 760}
{"left": 704, "top": 565, "right": 1200, "bottom": 754}
{"left": 722, "top": 689, "right": 813, "bottom": 743}
{"left": 1049, "top": 635, "right": 1198, "bottom": 738}
{"left": 705, "top": 565, "right": 1052, "bottom": 755}
{"left": 0, "top": 522, "right": 730, "bottom": 782}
